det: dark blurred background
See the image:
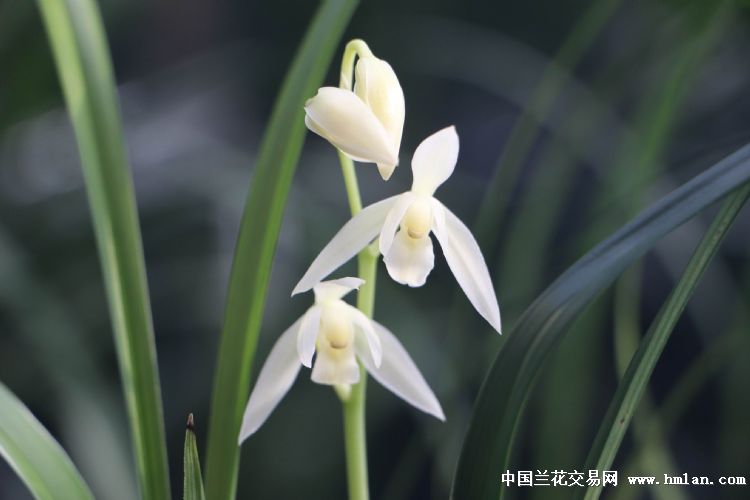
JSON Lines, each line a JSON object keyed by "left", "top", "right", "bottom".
{"left": 1, "top": 0, "right": 749, "bottom": 499}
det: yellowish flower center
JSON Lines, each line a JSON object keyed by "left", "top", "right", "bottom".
{"left": 402, "top": 198, "right": 432, "bottom": 240}
{"left": 319, "top": 305, "right": 353, "bottom": 350}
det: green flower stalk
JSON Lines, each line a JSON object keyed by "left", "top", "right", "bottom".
{"left": 238, "top": 40, "right": 445, "bottom": 500}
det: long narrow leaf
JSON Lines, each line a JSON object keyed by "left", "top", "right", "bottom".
{"left": 577, "top": 184, "right": 750, "bottom": 500}
{"left": 203, "top": 1, "right": 358, "bottom": 498}
{"left": 0, "top": 382, "right": 94, "bottom": 500}
{"left": 451, "top": 144, "right": 750, "bottom": 500}
{"left": 184, "top": 414, "right": 207, "bottom": 500}
{"left": 35, "top": 1, "right": 170, "bottom": 498}
{"left": 474, "top": 0, "right": 622, "bottom": 247}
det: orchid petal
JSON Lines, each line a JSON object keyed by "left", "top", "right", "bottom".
{"left": 431, "top": 199, "right": 502, "bottom": 333}
{"left": 383, "top": 230, "right": 435, "bottom": 287}
{"left": 304, "top": 87, "right": 397, "bottom": 168}
{"left": 379, "top": 192, "right": 416, "bottom": 256}
{"left": 293, "top": 196, "right": 400, "bottom": 295}
{"left": 376, "top": 163, "right": 396, "bottom": 181}
{"left": 344, "top": 304, "right": 382, "bottom": 367}
{"left": 356, "top": 321, "right": 444, "bottom": 421}
{"left": 313, "top": 277, "right": 365, "bottom": 302}
{"left": 311, "top": 346, "right": 360, "bottom": 386}
{"left": 238, "top": 317, "right": 303, "bottom": 442}
{"left": 296, "top": 306, "right": 322, "bottom": 368}
{"left": 410, "top": 126, "right": 459, "bottom": 196}
{"left": 354, "top": 57, "right": 405, "bottom": 151}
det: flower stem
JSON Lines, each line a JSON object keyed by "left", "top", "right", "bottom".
{"left": 338, "top": 150, "right": 376, "bottom": 500}
{"left": 340, "top": 251, "right": 377, "bottom": 500}
{"left": 341, "top": 364, "right": 369, "bottom": 500}
{"left": 337, "top": 41, "right": 376, "bottom": 498}
{"left": 339, "top": 39, "right": 373, "bottom": 90}
{"left": 338, "top": 151, "right": 363, "bottom": 215}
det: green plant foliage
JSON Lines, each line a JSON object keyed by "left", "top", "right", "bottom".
{"left": 0, "top": 382, "right": 94, "bottom": 500}
{"left": 35, "top": 0, "right": 170, "bottom": 498}
{"left": 473, "top": 0, "right": 623, "bottom": 248}
{"left": 184, "top": 414, "right": 207, "bottom": 500}
{"left": 577, "top": 184, "right": 750, "bottom": 500}
{"left": 203, "top": 1, "right": 359, "bottom": 499}
{"left": 451, "top": 141, "right": 750, "bottom": 499}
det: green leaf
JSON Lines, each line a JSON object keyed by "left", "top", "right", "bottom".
{"left": 203, "top": 1, "right": 358, "bottom": 498}
{"left": 184, "top": 414, "right": 207, "bottom": 500}
{"left": 498, "top": 0, "right": 725, "bottom": 312}
{"left": 577, "top": 184, "right": 750, "bottom": 500}
{"left": 451, "top": 143, "right": 750, "bottom": 500}
{"left": 473, "top": 0, "right": 622, "bottom": 248}
{"left": 0, "top": 382, "right": 94, "bottom": 500}
{"left": 35, "top": 1, "right": 170, "bottom": 498}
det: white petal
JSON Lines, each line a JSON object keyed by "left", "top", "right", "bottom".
{"left": 379, "top": 192, "right": 416, "bottom": 256}
{"left": 356, "top": 321, "right": 444, "bottom": 421}
{"left": 296, "top": 306, "right": 322, "bottom": 368}
{"left": 377, "top": 162, "right": 396, "bottom": 181}
{"left": 313, "top": 277, "right": 365, "bottom": 302}
{"left": 431, "top": 199, "right": 502, "bottom": 333}
{"left": 410, "top": 126, "right": 459, "bottom": 196}
{"left": 343, "top": 304, "right": 382, "bottom": 367}
{"left": 311, "top": 346, "right": 360, "bottom": 386}
{"left": 354, "top": 57, "right": 405, "bottom": 155}
{"left": 383, "top": 230, "right": 435, "bottom": 287}
{"left": 239, "top": 317, "right": 303, "bottom": 443}
{"left": 304, "top": 87, "right": 397, "bottom": 167}
{"left": 293, "top": 196, "right": 401, "bottom": 295}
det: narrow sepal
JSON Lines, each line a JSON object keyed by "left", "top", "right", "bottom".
{"left": 431, "top": 199, "right": 502, "bottom": 333}
{"left": 357, "top": 321, "right": 445, "bottom": 420}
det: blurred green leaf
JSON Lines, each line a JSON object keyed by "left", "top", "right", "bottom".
{"left": 474, "top": 0, "right": 622, "bottom": 248}
{"left": 36, "top": 0, "right": 170, "bottom": 498}
{"left": 529, "top": 303, "right": 606, "bottom": 500}
{"left": 612, "top": 269, "right": 687, "bottom": 500}
{"left": 602, "top": 8, "right": 726, "bottom": 497}
{"left": 184, "top": 414, "right": 206, "bottom": 500}
{"left": 451, "top": 143, "right": 750, "bottom": 500}
{"left": 578, "top": 183, "right": 750, "bottom": 500}
{"left": 203, "top": 1, "right": 358, "bottom": 498}
{"left": 584, "top": 0, "right": 728, "bottom": 245}
{"left": 500, "top": 0, "right": 725, "bottom": 313}
{"left": 0, "top": 230, "right": 137, "bottom": 500}
{"left": 719, "top": 261, "right": 750, "bottom": 474}
{"left": 613, "top": 333, "right": 741, "bottom": 500}
{"left": 0, "top": 381, "right": 94, "bottom": 500}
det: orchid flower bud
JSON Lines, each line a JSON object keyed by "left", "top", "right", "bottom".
{"left": 353, "top": 55, "right": 405, "bottom": 180}
{"left": 304, "top": 42, "right": 405, "bottom": 180}
{"left": 304, "top": 88, "right": 398, "bottom": 168}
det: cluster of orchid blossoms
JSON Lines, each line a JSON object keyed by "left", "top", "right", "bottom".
{"left": 238, "top": 40, "right": 501, "bottom": 444}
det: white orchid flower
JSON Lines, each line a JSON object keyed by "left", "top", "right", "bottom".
{"left": 292, "top": 126, "right": 502, "bottom": 334}
{"left": 238, "top": 277, "right": 444, "bottom": 443}
{"left": 304, "top": 50, "right": 405, "bottom": 180}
